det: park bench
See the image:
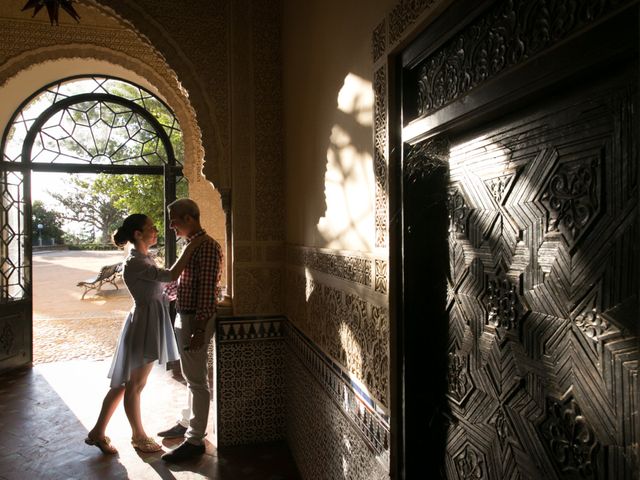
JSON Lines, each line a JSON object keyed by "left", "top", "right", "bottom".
{"left": 77, "top": 262, "right": 122, "bottom": 299}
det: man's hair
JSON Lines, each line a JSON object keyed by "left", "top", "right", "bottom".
{"left": 168, "top": 198, "right": 200, "bottom": 220}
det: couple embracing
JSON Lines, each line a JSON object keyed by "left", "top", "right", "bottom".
{"left": 84, "top": 198, "right": 223, "bottom": 463}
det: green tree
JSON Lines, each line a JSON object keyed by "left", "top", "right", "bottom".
{"left": 50, "top": 173, "right": 187, "bottom": 245}
{"left": 31, "top": 200, "right": 65, "bottom": 244}
{"left": 50, "top": 175, "right": 126, "bottom": 243}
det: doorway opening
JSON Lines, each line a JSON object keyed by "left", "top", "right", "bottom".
{"left": 1, "top": 75, "right": 186, "bottom": 371}
{"left": 30, "top": 170, "right": 188, "bottom": 364}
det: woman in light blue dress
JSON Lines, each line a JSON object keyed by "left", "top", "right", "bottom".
{"left": 85, "top": 213, "right": 204, "bottom": 455}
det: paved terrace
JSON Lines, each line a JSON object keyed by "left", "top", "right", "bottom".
{"left": 33, "top": 249, "right": 133, "bottom": 364}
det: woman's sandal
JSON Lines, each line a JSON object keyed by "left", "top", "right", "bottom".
{"left": 131, "top": 436, "right": 163, "bottom": 453}
{"left": 85, "top": 435, "right": 118, "bottom": 455}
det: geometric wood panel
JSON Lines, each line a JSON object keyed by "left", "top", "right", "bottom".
{"left": 409, "top": 73, "right": 639, "bottom": 479}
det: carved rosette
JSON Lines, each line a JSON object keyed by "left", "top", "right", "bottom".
{"left": 541, "top": 159, "right": 600, "bottom": 245}
{"left": 574, "top": 308, "right": 613, "bottom": 341}
{"left": 447, "top": 351, "right": 474, "bottom": 405}
{"left": 492, "top": 408, "right": 511, "bottom": 448}
{"left": 455, "top": 444, "right": 485, "bottom": 480}
{"left": 539, "top": 396, "right": 601, "bottom": 479}
{"left": 485, "top": 276, "right": 523, "bottom": 337}
{"left": 448, "top": 187, "right": 468, "bottom": 235}
{"left": 485, "top": 174, "right": 515, "bottom": 205}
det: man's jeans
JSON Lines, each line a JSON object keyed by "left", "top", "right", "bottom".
{"left": 174, "top": 312, "right": 215, "bottom": 446}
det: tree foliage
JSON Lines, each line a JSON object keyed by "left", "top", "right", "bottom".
{"left": 31, "top": 200, "right": 65, "bottom": 244}
{"left": 50, "top": 173, "right": 187, "bottom": 244}
{"left": 50, "top": 175, "right": 126, "bottom": 244}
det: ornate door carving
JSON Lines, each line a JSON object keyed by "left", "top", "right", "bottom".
{"left": 396, "top": 2, "right": 639, "bottom": 478}
{"left": 434, "top": 76, "right": 636, "bottom": 478}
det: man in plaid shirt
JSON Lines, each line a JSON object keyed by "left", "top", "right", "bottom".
{"left": 159, "top": 198, "right": 223, "bottom": 462}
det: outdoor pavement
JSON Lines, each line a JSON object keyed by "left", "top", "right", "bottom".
{"left": 33, "top": 249, "right": 131, "bottom": 364}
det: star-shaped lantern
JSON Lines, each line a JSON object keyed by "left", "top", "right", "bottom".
{"left": 22, "top": 0, "right": 81, "bottom": 25}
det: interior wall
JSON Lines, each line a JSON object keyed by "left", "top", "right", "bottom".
{"left": 282, "top": 0, "right": 455, "bottom": 478}
{"left": 282, "top": 1, "right": 394, "bottom": 478}
{"left": 283, "top": 0, "right": 394, "bottom": 252}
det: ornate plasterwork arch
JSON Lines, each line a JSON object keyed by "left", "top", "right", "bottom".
{"left": 76, "top": 0, "right": 229, "bottom": 192}
{"left": 0, "top": 45, "right": 203, "bottom": 185}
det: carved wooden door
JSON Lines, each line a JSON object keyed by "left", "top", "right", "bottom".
{"left": 396, "top": 1, "right": 639, "bottom": 478}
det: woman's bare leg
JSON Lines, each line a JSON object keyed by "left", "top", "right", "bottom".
{"left": 124, "top": 362, "right": 154, "bottom": 439}
{"left": 88, "top": 386, "right": 125, "bottom": 440}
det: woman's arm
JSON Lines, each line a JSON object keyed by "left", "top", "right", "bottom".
{"left": 167, "top": 235, "right": 206, "bottom": 280}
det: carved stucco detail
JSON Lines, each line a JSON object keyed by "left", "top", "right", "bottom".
{"left": 374, "top": 65, "right": 388, "bottom": 248}
{"left": 286, "top": 269, "right": 389, "bottom": 407}
{"left": 252, "top": 0, "right": 284, "bottom": 242}
{"left": 234, "top": 266, "right": 283, "bottom": 315}
{"left": 372, "top": 19, "right": 386, "bottom": 63}
{"left": 374, "top": 259, "right": 388, "bottom": 294}
{"left": 388, "top": 0, "right": 437, "bottom": 46}
{"left": 78, "top": 0, "right": 230, "bottom": 189}
{"left": 288, "top": 246, "right": 373, "bottom": 288}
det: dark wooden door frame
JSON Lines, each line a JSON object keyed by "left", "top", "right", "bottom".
{"left": 388, "top": 1, "right": 640, "bottom": 478}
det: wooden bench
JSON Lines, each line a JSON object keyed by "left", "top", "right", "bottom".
{"left": 77, "top": 262, "right": 122, "bottom": 299}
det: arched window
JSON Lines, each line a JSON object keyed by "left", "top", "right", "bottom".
{"left": 1, "top": 75, "right": 185, "bottom": 302}
{"left": 3, "top": 75, "right": 183, "bottom": 167}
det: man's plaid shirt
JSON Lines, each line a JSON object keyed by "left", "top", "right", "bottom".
{"left": 165, "top": 229, "right": 223, "bottom": 328}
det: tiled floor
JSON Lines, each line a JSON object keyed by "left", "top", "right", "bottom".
{"left": 0, "top": 360, "right": 300, "bottom": 480}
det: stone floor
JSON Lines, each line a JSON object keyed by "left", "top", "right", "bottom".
{"left": 33, "top": 249, "right": 130, "bottom": 364}
{"left": 6, "top": 251, "right": 301, "bottom": 479}
{"left": 0, "top": 360, "right": 300, "bottom": 480}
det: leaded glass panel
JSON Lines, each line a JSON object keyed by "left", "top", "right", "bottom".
{"left": 2, "top": 76, "right": 183, "bottom": 166}
{"left": 0, "top": 170, "right": 27, "bottom": 301}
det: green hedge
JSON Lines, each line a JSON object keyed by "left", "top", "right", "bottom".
{"left": 67, "top": 244, "right": 119, "bottom": 251}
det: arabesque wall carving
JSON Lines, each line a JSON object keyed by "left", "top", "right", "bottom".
{"left": 285, "top": 266, "right": 389, "bottom": 408}
{"left": 80, "top": 0, "right": 231, "bottom": 190}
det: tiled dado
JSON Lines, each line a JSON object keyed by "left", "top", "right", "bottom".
{"left": 215, "top": 315, "right": 286, "bottom": 446}
{"left": 286, "top": 321, "right": 391, "bottom": 469}
{"left": 287, "top": 245, "right": 388, "bottom": 295}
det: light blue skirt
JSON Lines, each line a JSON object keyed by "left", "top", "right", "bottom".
{"left": 107, "top": 299, "right": 180, "bottom": 388}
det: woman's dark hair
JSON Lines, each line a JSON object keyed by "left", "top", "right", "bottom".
{"left": 112, "top": 214, "right": 148, "bottom": 247}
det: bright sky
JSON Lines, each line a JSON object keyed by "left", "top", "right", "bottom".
{"left": 32, "top": 171, "right": 93, "bottom": 235}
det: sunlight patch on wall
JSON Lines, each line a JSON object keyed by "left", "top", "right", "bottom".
{"left": 339, "top": 322, "right": 363, "bottom": 379}
{"left": 317, "top": 73, "right": 375, "bottom": 251}
{"left": 304, "top": 267, "right": 315, "bottom": 301}
{"left": 337, "top": 73, "right": 374, "bottom": 127}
